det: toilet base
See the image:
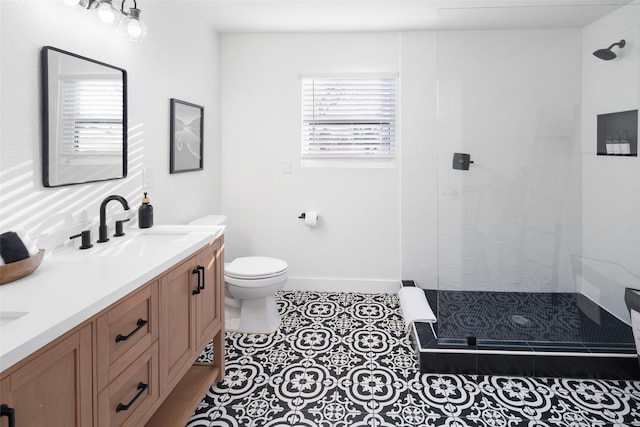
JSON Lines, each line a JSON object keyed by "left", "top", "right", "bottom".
{"left": 225, "top": 294, "right": 281, "bottom": 334}
{"left": 224, "top": 299, "right": 241, "bottom": 331}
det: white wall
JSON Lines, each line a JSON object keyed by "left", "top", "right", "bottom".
{"left": 581, "top": 4, "right": 640, "bottom": 321}
{"left": 0, "top": 0, "right": 221, "bottom": 248}
{"left": 220, "top": 33, "right": 401, "bottom": 291}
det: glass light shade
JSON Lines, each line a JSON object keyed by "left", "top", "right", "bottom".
{"left": 91, "top": 0, "right": 120, "bottom": 25}
{"left": 123, "top": 8, "right": 147, "bottom": 41}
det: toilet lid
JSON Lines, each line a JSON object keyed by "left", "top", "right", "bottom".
{"left": 225, "top": 257, "right": 288, "bottom": 279}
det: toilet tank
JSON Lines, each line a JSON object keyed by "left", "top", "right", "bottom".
{"left": 188, "top": 215, "right": 227, "bottom": 226}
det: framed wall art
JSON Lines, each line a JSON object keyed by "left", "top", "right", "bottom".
{"left": 170, "top": 98, "right": 204, "bottom": 173}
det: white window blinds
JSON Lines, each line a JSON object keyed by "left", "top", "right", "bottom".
{"left": 302, "top": 77, "right": 397, "bottom": 160}
{"left": 60, "top": 77, "right": 124, "bottom": 162}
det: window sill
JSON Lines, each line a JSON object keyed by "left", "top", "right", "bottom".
{"left": 301, "top": 158, "right": 396, "bottom": 169}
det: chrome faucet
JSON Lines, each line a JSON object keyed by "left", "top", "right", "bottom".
{"left": 97, "top": 195, "right": 130, "bottom": 243}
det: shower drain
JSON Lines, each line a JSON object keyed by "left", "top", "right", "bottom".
{"left": 511, "top": 314, "right": 530, "bottom": 325}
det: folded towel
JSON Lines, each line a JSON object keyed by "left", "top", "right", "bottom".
{"left": 398, "top": 286, "right": 438, "bottom": 338}
{"left": 398, "top": 286, "right": 436, "bottom": 328}
{"left": 0, "top": 231, "right": 30, "bottom": 264}
{"left": 14, "top": 227, "right": 39, "bottom": 257}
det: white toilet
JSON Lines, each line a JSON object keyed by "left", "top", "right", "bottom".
{"left": 188, "top": 215, "right": 288, "bottom": 334}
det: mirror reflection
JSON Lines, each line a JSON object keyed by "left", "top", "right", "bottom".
{"left": 41, "top": 46, "right": 127, "bottom": 187}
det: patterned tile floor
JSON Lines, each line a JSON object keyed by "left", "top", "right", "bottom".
{"left": 188, "top": 291, "right": 640, "bottom": 426}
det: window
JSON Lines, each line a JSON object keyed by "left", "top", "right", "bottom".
{"left": 59, "top": 77, "right": 124, "bottom": 164}
{"left": 301, "top": 77, "right": 397, "bottom": 162}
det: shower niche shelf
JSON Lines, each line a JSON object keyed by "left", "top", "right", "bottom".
{"left": 597, "top": 109, "right": 638, "bottom": 156}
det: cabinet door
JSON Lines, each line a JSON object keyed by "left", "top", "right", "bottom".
{"left": 159, "top": 257, "right": 197, "bottom": 393}
{"left": 0, "top": 325, "right": 92, "bottom": 427}
{"left": 195, "top": 239, "right": 223, "bottom": 350}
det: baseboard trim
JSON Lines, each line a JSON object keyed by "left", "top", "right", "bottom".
{"left": 283, "top": 277, "right": 401, "bottom": 294}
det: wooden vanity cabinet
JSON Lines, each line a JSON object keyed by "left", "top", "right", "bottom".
{"left": 0, "top": 324, "right": 92, "bottom": 427}
{"left": 146, "top": 237, "right": 225, "bottom": 427}
{"left": 158, "top": 238, "right": 224, "bottom": 390}
{"left": 0, "top": 235, "right": 225, "bottom": 427}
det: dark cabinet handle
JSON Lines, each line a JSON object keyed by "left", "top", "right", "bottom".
{"left": 1, "top": 404, "right": 15, "bottom": 427}
{"left": 197, "top": 265, "right": 205, "bottom": 290}
{"left": 116, "top": 382, "right": 148, "bottom": 412}
{"left": 192, "top": 267, "right": 201, "bottom": 295}
{"left": 115, "top": 318, "right": 148, "bottom": 343}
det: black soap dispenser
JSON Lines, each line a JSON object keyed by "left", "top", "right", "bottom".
{"left": 138, "top": 192, "right": 154, "bottom": 229}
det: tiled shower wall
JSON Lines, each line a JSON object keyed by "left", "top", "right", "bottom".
{"left": 580, "top": 5, "right": 640, "bottom": 322}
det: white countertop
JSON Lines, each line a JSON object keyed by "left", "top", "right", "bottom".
{"left": 0, "top": 225, "right": 224, "bottom": 372}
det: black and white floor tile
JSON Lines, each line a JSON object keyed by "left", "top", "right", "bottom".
{"left": 188, "top": 291, "right": 640, "bottom": 426}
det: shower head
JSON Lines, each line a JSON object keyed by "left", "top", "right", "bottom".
{"left": 593, "top": 39, "right": 626, "bottom": 60}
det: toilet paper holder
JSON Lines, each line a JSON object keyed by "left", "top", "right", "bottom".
{"left": 298, "top": 212, "right": 319, "bottom": 227}
{"left": 298, "top": 212, "right": 318, "bottom": 219}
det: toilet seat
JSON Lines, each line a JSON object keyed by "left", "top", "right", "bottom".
{"left": 225, "top": 256, "right": 288, "bottom": 280}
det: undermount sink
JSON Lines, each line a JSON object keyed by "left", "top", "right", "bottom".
{"left": 0, "top": 311, "right": 28, "bottom": 327}
{"left": 83, "top": 225, "right": 224, "bottom": 257}
{"left": 88, "top": 231, "right": 191, "bottom": 257}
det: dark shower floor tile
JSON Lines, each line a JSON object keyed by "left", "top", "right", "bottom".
{"left": 424, "top": 288, "right": 634, "bottom": 344}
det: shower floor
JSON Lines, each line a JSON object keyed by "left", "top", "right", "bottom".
{"left": 424, "top": 289, "right": 634, "bottom": 344}
{"left": 404, "top": 282, "right": 640, "bottom": 379}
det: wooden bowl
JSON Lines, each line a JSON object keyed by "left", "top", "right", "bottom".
{"left": 0, "top": 249, "right": 45, "bottom": 285}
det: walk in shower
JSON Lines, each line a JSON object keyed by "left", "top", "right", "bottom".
{"left": 414, "top": 3, "right": 640, "bottom": 378}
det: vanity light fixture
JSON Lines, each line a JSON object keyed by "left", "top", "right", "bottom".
{"left": 66, "top": 0, "right": 147, "bottom": 41}
{"left": 90, "top": 0, "right": 120, "bottom": 25}
{"left": 120, "top": 0, "right": 147, "bottom": 41}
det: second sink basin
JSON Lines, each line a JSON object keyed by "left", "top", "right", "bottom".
{"left": 0, "top": 311, "right": 28, "bottom": 327}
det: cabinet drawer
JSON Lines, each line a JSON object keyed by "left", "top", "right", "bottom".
{"left": 97, "top": 341, "right": 159, "bottom": 427}
{"left": 97, "top": 281, "right": 158, "bottom": 390}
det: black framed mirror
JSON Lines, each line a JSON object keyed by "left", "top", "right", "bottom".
{"left": 41, "top": 46, "right": 127, "bottom": 187}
